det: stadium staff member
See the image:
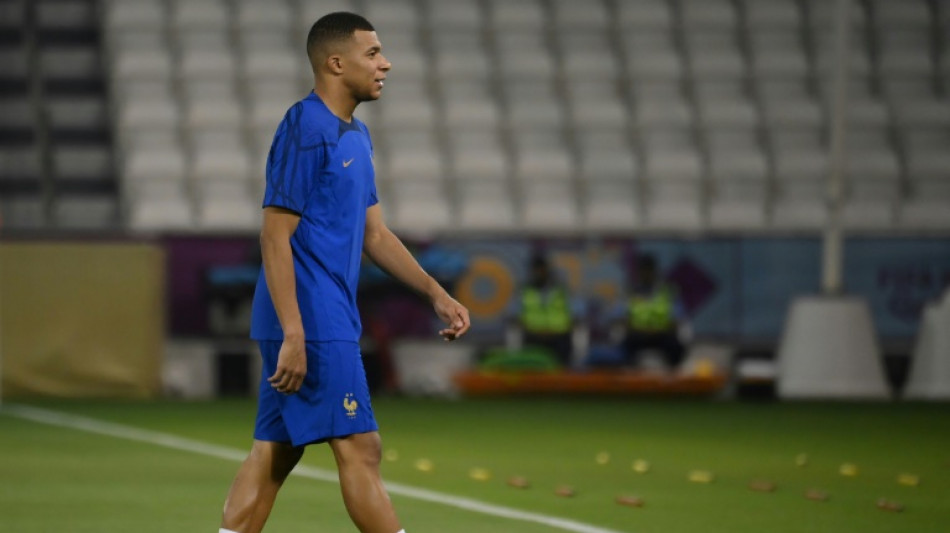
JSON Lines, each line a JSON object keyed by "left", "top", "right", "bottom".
{"left": 515, "top": 253, "right": 576, "bottom": 367}
{"left": 622, "top": 254, "right": 686, "bottom": 371}
{"left": 218, "top": 13, "right": 470, "bottom": 533}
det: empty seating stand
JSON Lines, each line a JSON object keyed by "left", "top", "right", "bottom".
{"left": 85, "top": 0, "right": 949, "bottom": 235}
{"left": 0, "top": 0, "right": 118, "bottom": 231}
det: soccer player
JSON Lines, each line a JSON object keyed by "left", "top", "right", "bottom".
{"left": 218, "top": 12, "right": 470, "bottom": 533}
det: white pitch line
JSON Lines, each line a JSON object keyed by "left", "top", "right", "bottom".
{"left": 3, "top": 404, "right": 628, "bottom": 533}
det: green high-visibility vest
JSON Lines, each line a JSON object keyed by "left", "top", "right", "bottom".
{"left": 520, "top": 287, "right": 572, "bottom": 334}
{"left": 629, "top": 286, "right": 675, "bottom": 332}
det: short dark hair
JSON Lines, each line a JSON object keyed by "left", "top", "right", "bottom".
{"left": 306, "top": 12, "right": 375, "bottom": 63}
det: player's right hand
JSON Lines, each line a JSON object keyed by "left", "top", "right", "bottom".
{"left": 269, "top": 338, "right": 307, "bottom": 394}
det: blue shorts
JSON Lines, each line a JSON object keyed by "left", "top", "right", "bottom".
{"left": 254, "top": 341, "right": 378, "bottom": 447}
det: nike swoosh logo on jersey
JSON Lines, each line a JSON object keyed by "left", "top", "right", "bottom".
{"left": 343, "top": 158, "right": 355, "bottom": 167}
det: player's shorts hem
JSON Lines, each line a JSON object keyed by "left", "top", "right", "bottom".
{"left": 254, "top": 340, "right": 378, "bottom": 448}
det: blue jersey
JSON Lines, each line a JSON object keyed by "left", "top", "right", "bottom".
{"left": 250, "top": 92, "right": 378, "bottom": 342}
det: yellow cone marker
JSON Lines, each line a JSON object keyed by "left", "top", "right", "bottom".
{"left": 469, "top": 467, "right": 492, "bottom": 481}
{"left": 897, "top": 473, "right": 920, "bottom": 487}
{"left": 839, "top": 463, "right": 859, "bottom": 477}
{"left": 688, "top": 470, "right": 714, "bottom": 483}
{"left": 595, "top": 451, "right": 611, "bottom": 465}
{"left": 384, "top": 449, "right": 399, "bottom": 462}
{"left": 795, "top": 453, "right": 808, "bottom": 467}
{"left": 414, "top": 458, "right": 434, "bottom": 472}
{"left": 632, "top": 459, "right": 651, "bottom": 474}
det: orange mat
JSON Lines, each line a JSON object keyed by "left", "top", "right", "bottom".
{"left": 453, "top": 370, "right": 727, "bottom": 396}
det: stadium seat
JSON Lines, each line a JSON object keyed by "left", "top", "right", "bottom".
{"left": 750, "top": 31, "right": 809, "bottom": 79}
{"left": 388, "top": 180, "right": 452, "bottom": 234}
{"left": 128, "top": 195, "right": 194, "bottom": 231}
{"left": 171, "top": 0, "right": 229, "bottom": 31}
{"left": 681, "top": 0, "right": 737, "bottom": 29}
{"left": 448, "top": 131, "right": 509, "bottom": 182}
{"left": 47, "top": 96, "right": 107, "bottom": 131}
{"left": 0, "top": 96, "right": 34, "bottom": 129}
{"left": 365, "top": 0, "right": 420, "bottom": 31}
{"left": 236, "top": 0, "right": 292, "bottom": 31}
{"left": 643, "top": 177, "right": 704, "bottom": 230}
{"left": 434, "top": 49, "right": 490, "bottom": 80}
{"left": 51, "top": 146, "right": 111, "bottom": 180}
{"left": 111, "top": 49, "right": 173, "bottom": 80}
{"left": 182, "top": 79, "right": 238, "bottom": 104}
{"left": 444, "top": 98, "right": 500, "bottom": 130}
{"left": 873, "top": 0, "right": 930, "bottom": 29}
{"left": 579, "top": 145, "right": 638, "bottom": 182}
{"left": 248, "top": 97, "right": 294, "bottom": 131}
{"left": 39, "top": 46, "right": 100, "bottom": 82}
{"left": 189, "top": 131, "right": 252, "bottom": 182}
{"left": 36, "top": 0, "right": 94, "bottom": 29}
{"left": 642, "top": 142, "right": 703, "bottom": 181}
{"left": 195, "top": 180, "right": 260, "bottom": 231}
{"left": 0, "top": 196, "right": 46, "bottom": 229}
{"left": 552, "top": 0, "right": 608, "bottom": 28}
{"left": 507, "top": 98, "right": 566, "bottom": 130}
{"left": 179, "top": 50, "right": 236, "bottom": 80}
{"left": 521, "top": 179, "right": 580, "bottom": 230}
{"left": 707, "top": 140, "right": 768, "bottom": 180}
{"left": 697, "top": 97, "right": 760, "bottom": 129}
{"left": 687, "top": 32, "right": 746, "bottom": 80}
{"left": 807, "top": 0, "right": 867, "bottom": 29}
{"left": 772, "top": 176, "right": 828, "bottom": 229}
{"left": 489, "top": 0, "right": 545, "bottom": 31}
{"left": 761, "top": 91, "right": 823, "bottom": 129}
{"left": 901, "top": 179, "right": 950, "bottom": 229}
{"left": 242, "top": 50, "right": 299, "bottom": 81}
{"left": 497, "top": 48, "right": 557, "bottom": 81}
{"left": 877, "top": 31, "right": 933, "bottom": 77}
{"left": 624, "top": 31, "right": 684, "bottom": 80}
{"left": 617, "top": 0, "right": 672, "bottom": 29}
{"left": 634, "top": 91, "right": 695, "bottom": 129}
{"left": 0, "top": 146, "right": 41, "bottom": 180}
{"left": 426, "top": 0, "right": 483, "bottom": 29}
{"left": 52, "top": 195, "right": 117, "bottom": 229}
{"left": 709, "top": 177, "right": 768, "bottom": 229}
{"left": 583, "top": 180, "right": 640, "bottom": 230}
{"left": 299, "top": 1, "right": 355, "bottom": 32}
{"left": 457, "top": 180, "right": 517, "bottom": 231}
{"left": 175, "top": 28, "right": 230, "bottom": 53}
{"left": 387, "top": 134, "right": 445, "bottom": 183}
{"left": 103, "top": 0, "right": 165, "bottom": 30}
{"left": 744, "top": 0, "right": 801, "bottom": 29}
{"left": 569, "top": 97, "right": 629, "bottom": 130}
{"left": 515, "top": 147, "right": 574, "bottom": 183}
{"left": 185, "top": 98, "right": 243, "bottom": 130}
{"left": 121, "top": 141, "right": 187, "bottom": 182}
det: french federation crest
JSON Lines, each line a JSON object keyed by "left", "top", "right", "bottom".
{"left": 343, "top": 393, "right": 358, "bottom": 419}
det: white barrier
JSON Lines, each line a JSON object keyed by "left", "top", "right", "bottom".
{"left": 904, "top": 290, "right": 950, "bottom": 400}
{"left": 391, "top": 340, "right": 476, "bottom": 397}
{"left": 777, "top": 296, "right": 890, "bottom": 399}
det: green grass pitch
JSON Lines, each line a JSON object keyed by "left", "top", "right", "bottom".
{"left": 1, "top": 398, "right": 948, "bottom": 532}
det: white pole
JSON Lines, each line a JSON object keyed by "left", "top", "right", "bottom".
{"left": 822, "top": 0, "right": 853, "bottom": 294}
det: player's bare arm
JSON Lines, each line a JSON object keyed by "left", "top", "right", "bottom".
{"left": 363, "top": 204, "right": 471, "bottom": 340}
{"left": 260, "top": 206, "right": 307, "bottom": 393}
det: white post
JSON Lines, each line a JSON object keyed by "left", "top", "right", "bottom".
{"left": 777, "top": 0, "right": 890, "bottom": 400}
{"left": 822, "top": 0, "right": 852, "bottom": 295}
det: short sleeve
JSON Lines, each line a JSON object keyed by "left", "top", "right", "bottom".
{"left": 367, "top": 179, "right": 378, "bottom": 208}
{"left": 262, "top": 105, "right": 323, "bottom": 214}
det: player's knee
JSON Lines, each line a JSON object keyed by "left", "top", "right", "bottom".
{"left": 335, "top": 432, "right": 382, "bottom": 470}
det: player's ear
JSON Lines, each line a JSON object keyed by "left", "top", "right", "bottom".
{"left": 326, "top": 54, "right": 344, "bottom": 75}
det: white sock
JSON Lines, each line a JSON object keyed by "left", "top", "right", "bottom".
{"left": 219, "top": 529, "right": 239, "bottom": 533}
{"left": 397, "top": 530, "right": 406, "bottom": 533}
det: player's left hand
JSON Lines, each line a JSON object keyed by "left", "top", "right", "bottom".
{"left": 433, "top": 294, "right": 470, "bottom": 341}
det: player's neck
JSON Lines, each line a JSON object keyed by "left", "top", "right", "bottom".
{"left": 314, "top": 83, "right": 357, "bottom": 123}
